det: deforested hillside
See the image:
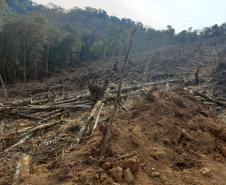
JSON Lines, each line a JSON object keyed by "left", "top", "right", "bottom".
{"left": 1, "top": 1, "right": 226, "bottom": 185}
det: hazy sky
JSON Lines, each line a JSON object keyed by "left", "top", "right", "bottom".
{"left": 33, "top": 0, "right": 226, "bottom": 31}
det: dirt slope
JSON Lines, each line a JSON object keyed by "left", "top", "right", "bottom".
{"left": 4, "top": 89, "right": 225, "bottom": 185}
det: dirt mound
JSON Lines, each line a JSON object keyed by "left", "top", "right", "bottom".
{"left": 2, "top": 89, "right": 226, "bottom": 185}
{"left": 105, "top": 90, "right": 226, "bottom": 185}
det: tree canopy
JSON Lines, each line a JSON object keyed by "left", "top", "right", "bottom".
{"left": 1, "top": 0, "right": 226, "bottom": 84}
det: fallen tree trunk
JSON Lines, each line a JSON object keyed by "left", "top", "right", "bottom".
{"left": 53, "top": 98, "right": 90, "bottom": 106}
{"left": 10, "top": 112, "right": 42, "bottom": 121}
{"left": 75, "top": 100, "right": 104, "bottom": 144}
{"left": 109, "top": 79, "right": 180, "bottom": 94}
{"left": 6, "top": 98, "right": 32, "bottom": 107}
{"left": 53, "top": 94, "right": 89, "bottom": 104}
{"left": 14, "top": 104, "right": 90, "bottom": 111}
{"left": 4, "top": 134, "right": 33, "bottom": 152}
{"left": 92, "top": 103, "right": 104, "bottom": 131}
{"left": 193, "top": 91, "right": 226, "bottom": 108}
{"left": 37, "top": 112, "right": 63, "bottom": 124}
{"left": 22, "top": 120, "right": 65, "bottom": 137}
{"left": 39, "top": 108, "right": 63, "bottom": 119}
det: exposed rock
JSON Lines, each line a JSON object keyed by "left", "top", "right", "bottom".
{"left": 123, "top": 157, "right": 139, "bottom": 173}
{"left": 108, "top": 167, "right": 123, "bottom": 182}
{"left": 200, "top": 167, "right": 212, "bottom": 177}
{"left": 152, "top": 171, "right": 161, "bottom": 177}
{"left": 124, "top": 168, "right": 134, "bottom": 183}
{"left": 181, "top": 129, "right": 193, "bottom": 141}
{"left": 150, "top": 150, "right": 167, "bottom": 161}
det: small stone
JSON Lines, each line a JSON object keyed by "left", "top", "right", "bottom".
{"left": 109, "top": 167, "right": 123, "bottom": 182}
{"left": 140, "top": 163, "right": 146, "bottom": 170}
{"left": 152, "top": 172, "right": 161, "bottom": 177}
{"left": 200, "top": 167, "right": 211, "bottom": 177}
{"left": 102, "top": 162, "right": 112, "bottom": 170}
{"left": 123, "top": 157, "right": 139, "bottom": 173}
{"left": 124, "top": 168, "right": 134, "bottom": 183}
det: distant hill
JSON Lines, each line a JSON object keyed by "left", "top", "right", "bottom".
{"left": 1, "top": 0, "right": 226, "bottom": 84}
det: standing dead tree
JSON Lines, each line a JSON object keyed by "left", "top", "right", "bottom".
{"left": 0, "top": 74, "right": 8, "bottom": 99}
{"left": 194, "top": 67, "right": 200, "bottom": 85}
{"left": 100, "top": 28, "right": 137, "bottom": 157}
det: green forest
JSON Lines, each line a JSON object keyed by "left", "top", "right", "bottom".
{"left": 1, "top": 0, "right": 226, "bottom": 84}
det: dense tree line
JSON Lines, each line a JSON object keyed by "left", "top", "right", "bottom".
{"left": 1, "top": 0, "right": 226, "bottom": 84}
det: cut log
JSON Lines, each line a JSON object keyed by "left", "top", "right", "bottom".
{"left": 92, "top": 103, "right": 104, "bottom": 131}
{"left": 40, "top": 109, "right": 63, "bottom": 119}
{"left": 10, "top": 112, "right": 42, "bottom": 121}
{"left": 75, "top": 100, "right": 104, "bottom": 144}
{"left": 53, "top": 98, "right": 90, "bottom": 106}
{"left": 37, "top": 112, "right": 62, "bottom": 124}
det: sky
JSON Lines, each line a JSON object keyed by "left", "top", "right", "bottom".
{"left": 32, "top": 0, "right": 226, "bottom": 32}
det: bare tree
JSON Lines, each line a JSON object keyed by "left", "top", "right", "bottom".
{"left": 0, "top": 74, "right": 8, "bottom": 99}
{"left": 100, "top": 28, "right": 137, "bottom": 157}
{"left": 194, "top": 67, "right": 200, "bottom": 85}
